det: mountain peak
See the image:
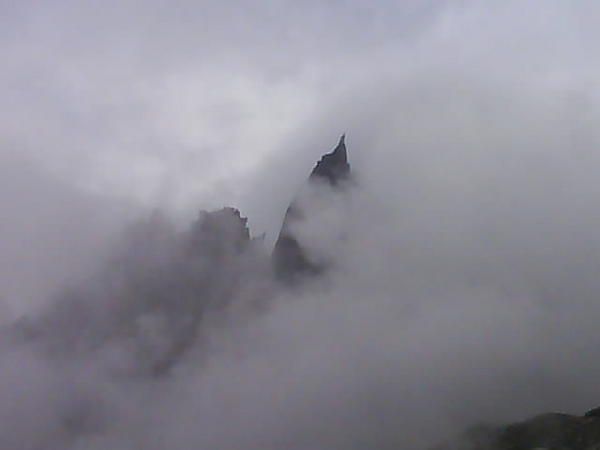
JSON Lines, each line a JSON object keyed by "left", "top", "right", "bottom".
{"left": 272, "top": 136, "right": 352, "bottom": 282}
{"left": 310, "top": 135, "right": 350, "bottom": 185}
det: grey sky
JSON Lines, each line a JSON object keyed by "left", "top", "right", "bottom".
{"left": 7, "top": 1, "right": 595, "bottom": 210}
{"left": 3, "top": 0, "right": 440, "bottom": 205}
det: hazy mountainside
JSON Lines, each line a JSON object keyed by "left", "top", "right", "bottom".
{"left": 0, "top": 137, "right": 353, "bottom": 448}
{"left": 271, "top": 137, "right": 600, "bottom": 450}
{"left": 10, "top": 137, "right": 349, "bottom": 378}
{"left": 12, "top": 207, "right": 271, "bottom": 377}
{"left": 4, "top": 138, "right": 600, "bottom": 449}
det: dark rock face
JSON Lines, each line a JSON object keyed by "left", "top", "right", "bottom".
{"left": 309, "top": 134, "right": 350, "bottom": 184}
{"left": 272, "top": 135, "right": 351, "bottom": 282}
{"left": 188, "top": 207, "right": 251, "bottom": 257}
{"left": 436, "top": 412, "right": 600, "bottom": 450}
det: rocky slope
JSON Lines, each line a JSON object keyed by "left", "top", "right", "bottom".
{"left": 436, "top": 409, "right": 600, "bottom": 450}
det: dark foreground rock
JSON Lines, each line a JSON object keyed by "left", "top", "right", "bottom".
{"left": 436, "top": 411, "right": 600, "bottom": 450}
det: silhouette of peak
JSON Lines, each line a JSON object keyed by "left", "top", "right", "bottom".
{"left": 272, "top": 136, "right": 352, "bottom": 282}
{"left": 310, "top": 135, "right": 350, "bottom": 184}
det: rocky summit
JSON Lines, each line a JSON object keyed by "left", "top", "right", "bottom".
{"left": 309, "top": 134, "right": 351, "bottom": 184}
{"left": 272, "top": 135, "right": 351, "bottom": 282}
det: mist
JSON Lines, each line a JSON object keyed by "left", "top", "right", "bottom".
{"left": 3, "top": 1, "right": 600, "bottom": 449}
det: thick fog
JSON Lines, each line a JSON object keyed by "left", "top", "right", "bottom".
{"left": 3, "top": 1, "right": 600, "bottom": 449}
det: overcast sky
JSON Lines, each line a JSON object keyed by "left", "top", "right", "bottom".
{"left": 3, "top": 1, "right": 598, "bottom": 215}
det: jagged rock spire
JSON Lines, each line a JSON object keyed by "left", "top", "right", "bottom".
{"left": 310, "top": 134, "right": 350, "bottom": 185}
{"left": 272, "top": 135, "right": 352, "bottom": 282}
